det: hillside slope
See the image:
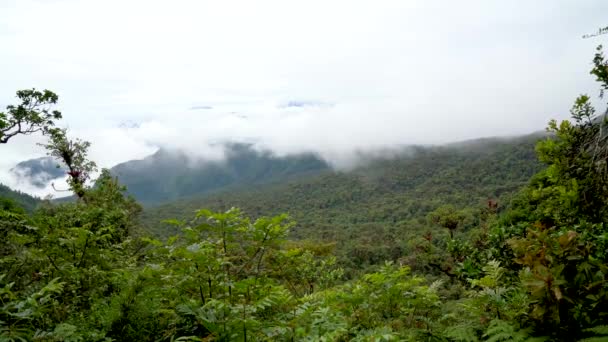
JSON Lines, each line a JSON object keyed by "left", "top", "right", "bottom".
{"left": 0, "top": 183, "right": 40, "bottom": 212}
{"left": 111, "top": 143, "right": 329, "bottom": 205}
{"left": 142, "top": 134, "right": 545, "bottom": 269}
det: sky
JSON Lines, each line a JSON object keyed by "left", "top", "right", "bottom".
{"left": 1, "top": 0, "right": 607, "bottom": 197}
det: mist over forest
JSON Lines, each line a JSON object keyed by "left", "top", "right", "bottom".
{"left": 2, "top": 1, "right": 608, "bottom": 341}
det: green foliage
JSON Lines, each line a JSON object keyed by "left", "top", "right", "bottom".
{"left": 0, "top": 276, "right": 65, "bottom": 341}
{"left": 2, "top": 39, "right": 608, "bottom": 340}
{"left": 39, "top": 129, "right": 97, "bottom": 199}
{"left": 580, "top": 326, "right": 608, "bottom": 342}
{"left": 111, "top": 144, "right": 330, "bottom": 205}
{"left": 428, "top": 204, "right": 466, "bottom": 238}
{"left": 0, "top": 89, "right": 62, "bottom": 144}
{"left": 483, "top": 320, "right": 543, "bottom": 342}
{"left": 484, "top": 43, "right": 608, "bottom": 340}
{"left": 0, "top": 184, "right": 40, "bottom": 213}
{"left": 143, "top": 135, "right": 543, "bottom": 277}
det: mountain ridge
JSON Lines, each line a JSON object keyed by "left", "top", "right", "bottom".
{"left": 6, "top": 133, "right": 547, "bottom": 211}
{"left": 110, "top": 142, "right": 330, "bottom": 205}
{"left": 141, "top": 133, "right": 545, "bottom": 263}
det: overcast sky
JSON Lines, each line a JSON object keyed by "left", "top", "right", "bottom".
{"left": 1, "top": 0, "right": 607, "bottom": 196}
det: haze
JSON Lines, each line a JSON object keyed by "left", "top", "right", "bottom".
{"left": 1, "top": 0, "right": 607, "bottom": 196}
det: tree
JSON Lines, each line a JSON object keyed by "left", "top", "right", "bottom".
{"left": 583, "top": 26, "right": 608, "bottom": 39}
{"left": 488, "top": 38, "right": 608, "bottom": 340}
{"left": 40, "top": 129, "right": 97, "bottom": 199}
{"left": 0, "top": 89, "right": 62, "bottom": 144}
{"left": 428, "top": 205, "right": 466, "bottom": 239}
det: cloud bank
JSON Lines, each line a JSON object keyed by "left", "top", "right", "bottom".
{"left": 1, "top": 0, "right": 607, "bottom": 196}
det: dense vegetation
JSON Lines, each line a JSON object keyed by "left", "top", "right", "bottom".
{"left": 142, "top": 135, "right": 543, "bottom": 274}
{"left": 111, "top": 144, "right": 329, "bottom": 205}
{"left": 1, "top": 33, "right": 608, "bottom": 342}
{"left": 0, "top": 183, "right": 40, "bottom": 212}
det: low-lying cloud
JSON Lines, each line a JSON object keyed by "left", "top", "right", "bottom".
{"left": 1, "top": 0, "right": 607, "bottom": 197}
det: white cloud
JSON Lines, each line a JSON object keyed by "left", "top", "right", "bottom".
{"left": 1, "top": 0, "right": 607, "bottom": 194}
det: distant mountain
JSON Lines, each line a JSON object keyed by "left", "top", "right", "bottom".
{"left": 11, "top": 157, "right": 65, "bottom": 188}
{"left": 0, "top": 183, "right": 40, "bottom": 212}
{"left": 141, "top": 134, "right": 546, "bottom": 268}
{"left": 110, "top": 143, "right": 330, "bottom": 205}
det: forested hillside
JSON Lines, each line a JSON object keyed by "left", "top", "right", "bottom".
{"left": 0, "top": 183, "right": 40, "bottom": 212}
{"left": 143, "top": 134, "right": 544, "bottom": 271}
{"left": 111, "top": 143, "right": 329, "bottom": 205}
{"left": 2, "top": 24, "right": 608, "bottom": 342}
{"left": 10, "top": 143, "right": 329, "bottom": 205}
